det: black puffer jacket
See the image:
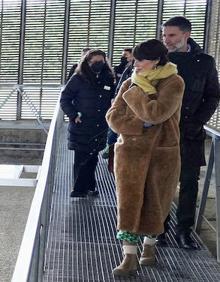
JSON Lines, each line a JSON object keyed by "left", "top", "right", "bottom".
{"left": 115, "top": 62, "right": 134, "bottom": 96}
{"left": 169, "top": 38, "right": 220, "bottom": 166}
{"left": 114, "top": 61, "right": 128, "bottom": 85}
{"left": 60, "top": 70, "right": 115, "bottom": 153}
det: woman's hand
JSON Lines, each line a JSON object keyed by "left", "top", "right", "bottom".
{"left": 69, "top": 112, "right": 82, "bottom": 124}
{"left": 75, "top": 116, "right": 82, "bottom": 124}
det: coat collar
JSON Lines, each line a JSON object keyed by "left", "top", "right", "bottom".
{"left": 187, "top": 38, "right": 203, "bottom": 55}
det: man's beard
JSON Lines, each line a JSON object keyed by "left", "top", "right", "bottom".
{"left": 167, "top": 38, "right": 185, "bottom": 53}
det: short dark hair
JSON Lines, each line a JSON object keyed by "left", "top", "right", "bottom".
{"left": 82, "top": 47, "right": 91, "bottom": 53}
{"left": 133, "top": 39, "right": 169, "bottom": 66}
{"left": 163, "top": 16, "right": 192, "bottom": 32}
{"left": 123, "top": 47, "right": 133, "bottom": 53}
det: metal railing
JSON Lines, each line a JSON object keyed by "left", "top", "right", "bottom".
{"left": 11, "top": 95, "right": 64, "bottom": 282}
{"left": 195, "top": 110, "right": 220, "bottom": 262}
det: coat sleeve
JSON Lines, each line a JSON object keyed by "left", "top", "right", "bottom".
{"left": 109, "top": 77, "right": 116, "bottom": 99}
{"left": 60, "top": 75, "right": 80, "bottom": 119}
{"left": 122, "top": 75, "right": 185, "bottom": 125}
{"left": 193, "top": 57, "right": 220, "bottom": 124}
{"left": 106, "top": 80, "right": 144, "bottom": 135}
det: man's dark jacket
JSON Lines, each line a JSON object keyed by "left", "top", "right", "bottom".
{"left": 168, "top": 38, "right": 220, "bottom": 166}
{"left": 115, "top": 62, "right": 134, "bottom": 96}
{"left": 114, "top": 60, "right": 129, "bottom": 85}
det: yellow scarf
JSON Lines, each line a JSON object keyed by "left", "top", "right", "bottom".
{"left": 131, "top": 62, "right": 177, "bottom": 94}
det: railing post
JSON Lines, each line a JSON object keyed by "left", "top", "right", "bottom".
{"left": 195, "top": 140, "right": 214, "bottom": 233}
{"left": 61, "top": 0, "right": 71, "bottom": 84}
{"left": 214, "top": 137, "right": 220, "bottom": 262}
{"left": 108, "top": 0, "right": 116, "bottom": 63}
{"left": 156, "top": 0, "right": 164, "bottom": 40}
{"left": 17, "top": 0, "right": 26, "bottom": 120}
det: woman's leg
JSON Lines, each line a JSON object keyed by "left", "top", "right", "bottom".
{"left": 86, "top": 152, "right": 99, "bottom": 195}
{"left": 71, "top": 150, "right": 90, "bottom": 197}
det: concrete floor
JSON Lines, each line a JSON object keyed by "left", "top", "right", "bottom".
{"left": 0, "top": 120, "right": 47, "bottom": 281}
{"left": 0, "top": 186, "right": 35, "bottom": 282}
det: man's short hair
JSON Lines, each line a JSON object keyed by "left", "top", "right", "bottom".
{"left": 163, "top": 16, "right": 192, "bottom": 32}
{"left": 123, "top": 47, "right": 133, "bottom": 53}
{"left": 82, "top": 47, "right": 91, "bottom": 53}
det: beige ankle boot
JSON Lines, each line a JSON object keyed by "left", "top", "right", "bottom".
{"left": 112, "top": 243, "right": 138, "bottom": 276}
{"left": 139, "top": 236, "right": 156, "bottom": 265}
{"left": 139, "top": 244, "right": 156, "bottom": 265}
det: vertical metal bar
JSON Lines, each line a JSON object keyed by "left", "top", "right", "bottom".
{"left": 17, "top": 0, "right": 26, "bottom": 120}
{"left": 108, "top": 0, "right": 116, "bottom": 63}
{"left": 156, "top": 0, "right": 164, "bottom": 40}
{"left": 183, "top": 0, "right": 187, "bottom": 16}
{"left": 87, "top": 0, "right": 92, "bottom": 47}
{"left": 195, "top": 140, "right": 214, "bottom": 233}
{"left": 133, "top": 0, "right": 138, "bottom": 46}
{"left": 214, "top": 137, "right": 220, "bottom": 262}
{"left": 0, "top": 0, "right": 3, "bottom": 75}
{"left": 38, "top": 199, "right": 48, "bottom": 281}
{"left": 28, "top": 227, "right": 40, "bottom": 281}
{"left": 39, "top": 0, "right": 47, "bottom": 117}
{"left": 213, "top": 1, "right": 220, "bottom": 59}
{"left": 61, "top": 0, "right": 71, "bottom": 85}
{"left": 204, "top": 0, "right": 212, "bottom": 53}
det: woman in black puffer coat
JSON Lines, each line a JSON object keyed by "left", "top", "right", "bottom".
{"left": 60, "top": 49, "right": 115, "bottom": 197}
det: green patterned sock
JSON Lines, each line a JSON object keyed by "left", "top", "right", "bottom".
{"left": 117, "top": 230, "right": 139, "bottom": 243}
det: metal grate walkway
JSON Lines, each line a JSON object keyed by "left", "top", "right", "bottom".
{"left": 43, "top": 135, "right": 220, "bottom": 282}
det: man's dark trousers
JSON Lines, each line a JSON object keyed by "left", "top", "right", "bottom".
{"left": 176, "top": 163, "right": 200, "bottom": 235}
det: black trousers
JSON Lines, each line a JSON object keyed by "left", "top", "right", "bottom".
{"left": 73, "top": 150, "right": 98, "bottom": 194}
{"left": 176, "top": 164, "right": 200, "bottom": 235}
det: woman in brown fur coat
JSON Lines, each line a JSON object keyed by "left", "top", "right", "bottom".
{"left": 106, "top": 39, "right": 184, "bottom": 276}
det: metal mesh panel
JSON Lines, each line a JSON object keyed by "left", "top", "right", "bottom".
{"left": 23, "top": 0, "right": 65, "bottom": 84}
{"left": 0, "top": 0, "right": 213, "bottom": 120}
{"left": 43, "top": 128, "right": 220, "bottom": 282}
{"left": 0, "top": 0, "right": 21, "bottom": 83}
{"left": 208, "top": 0, "right": 220, "bottom": 77}
{"left": 67, "top": 0, "right": 111, "bottom": 75}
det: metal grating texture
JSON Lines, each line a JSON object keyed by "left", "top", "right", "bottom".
{"left": 207, "top": 106, "right": 220, "bottom": 133}
{"left": 43, "top": 127, "right": 220, "bottom": 282}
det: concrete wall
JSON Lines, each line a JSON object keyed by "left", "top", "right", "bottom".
{"left": 0, "top": 120, "right": 49, "bottom": 165}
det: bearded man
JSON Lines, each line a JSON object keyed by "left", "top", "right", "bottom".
{"left": 159, "top": 16, "right": 220, "bottom": 249}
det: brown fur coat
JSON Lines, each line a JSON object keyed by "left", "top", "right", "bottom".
{"left": 106, "top": 74, "right": 184, "bottom": 235}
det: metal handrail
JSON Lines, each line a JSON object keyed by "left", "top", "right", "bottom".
{"left": 204, "top": 124, "right": 220, "bottom": 138}
{"left": 195, "top": 120, "right": 220, "bottom": 262}
{"left": 0, "top": 83, "right": 61, "bottom": 88}
{"left": 11, "top": 95, "right": 64, "bottom": 282}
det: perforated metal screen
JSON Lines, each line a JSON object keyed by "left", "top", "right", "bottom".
{"left": 0, "top": 0, "right": 213, "bottom": 120}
